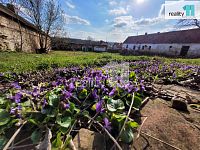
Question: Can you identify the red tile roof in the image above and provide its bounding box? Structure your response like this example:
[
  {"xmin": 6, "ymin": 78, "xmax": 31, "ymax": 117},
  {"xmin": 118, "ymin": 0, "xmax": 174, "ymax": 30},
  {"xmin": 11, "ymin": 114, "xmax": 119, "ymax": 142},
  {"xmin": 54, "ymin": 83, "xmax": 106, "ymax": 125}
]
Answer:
[{"xmin": 124, "ymin": 28, "xmax": 200, "ymax": 44}]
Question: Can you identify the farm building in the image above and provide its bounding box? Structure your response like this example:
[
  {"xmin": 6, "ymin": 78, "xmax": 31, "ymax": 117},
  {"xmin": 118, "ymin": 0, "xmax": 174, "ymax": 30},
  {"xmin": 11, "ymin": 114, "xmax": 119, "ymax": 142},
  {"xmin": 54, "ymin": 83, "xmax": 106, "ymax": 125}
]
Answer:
[
  {"xmin": 0, "ymin": 3, "xmax": 51, "ymax": 53},
  {"xmin": 123, "ymin": 29, "xmax": 200, "ymax": 57},
  {"xmin": 51, "ymin": 37, "xmax": 108, "ymax": 52},
  {"xmin": 107, "ymin": 42, "xmax": 122, "ymax": 52}
]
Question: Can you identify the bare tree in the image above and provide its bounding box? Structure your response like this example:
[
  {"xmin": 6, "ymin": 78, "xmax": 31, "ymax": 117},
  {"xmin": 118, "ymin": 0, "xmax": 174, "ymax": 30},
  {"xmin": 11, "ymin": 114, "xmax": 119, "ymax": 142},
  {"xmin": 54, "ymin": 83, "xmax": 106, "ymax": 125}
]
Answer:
[
  {"xmin": 17, "ymin": 0, "xmax": 63, "ymax": 53},
  {"xmin": 177, "ymin": 19, "xmax": 200, "ymax": 28},
  {"xmin": 87, "ymin": 36, "xmax": 94, "ymax": 41}
]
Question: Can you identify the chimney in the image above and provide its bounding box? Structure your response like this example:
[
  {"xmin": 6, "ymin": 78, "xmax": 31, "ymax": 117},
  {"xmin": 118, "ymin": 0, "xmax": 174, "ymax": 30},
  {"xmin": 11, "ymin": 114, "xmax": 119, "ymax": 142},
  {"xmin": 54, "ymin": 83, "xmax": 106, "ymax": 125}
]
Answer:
[
  {"xmin": 145, "ymin": 32, "xmax": 148, "ymax": 35},
  {"xmin": 157, "ymin": 32, "xmax": 160, "ymax": 34},
  {"xmin": 7, "ymin": 4, "xmax": 16, "ymax": 13}
]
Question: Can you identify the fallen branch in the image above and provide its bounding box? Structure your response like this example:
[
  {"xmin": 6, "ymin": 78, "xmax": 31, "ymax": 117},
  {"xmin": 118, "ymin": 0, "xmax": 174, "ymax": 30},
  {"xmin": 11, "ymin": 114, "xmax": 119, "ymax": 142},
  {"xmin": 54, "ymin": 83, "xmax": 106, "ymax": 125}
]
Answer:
[
  {"xmin": 136, "ymin": 117, "xmax": 148, "ymax": 139},
  {"xmin": 69, "ymin": 139, "xmax": 77, "ymax": 150},
  {"xmin": 86, "ymin": 116, "xmax": 122, "ymax": 150},
  {"xmin": 141, "ymin": 131, "xmax": 181, "ymax": 150},
  {"xmin": 3, "ymin": 121, "xmax": 27, "ymax": 150},
  {"xmin": 13, "ymin": 136, "xmax": 31, "ymax": 146},
  {"xmin": 140, "ymin": 97, "xmax": 150, "ymax": 109}
]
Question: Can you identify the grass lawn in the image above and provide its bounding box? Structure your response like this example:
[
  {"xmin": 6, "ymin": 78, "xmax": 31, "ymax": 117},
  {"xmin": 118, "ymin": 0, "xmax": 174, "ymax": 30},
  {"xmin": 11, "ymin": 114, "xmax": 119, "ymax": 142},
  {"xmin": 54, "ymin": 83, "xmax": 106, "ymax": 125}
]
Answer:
[{"xmin": 0, "ymin": 51, "xmax": 200, "ymax": 73}]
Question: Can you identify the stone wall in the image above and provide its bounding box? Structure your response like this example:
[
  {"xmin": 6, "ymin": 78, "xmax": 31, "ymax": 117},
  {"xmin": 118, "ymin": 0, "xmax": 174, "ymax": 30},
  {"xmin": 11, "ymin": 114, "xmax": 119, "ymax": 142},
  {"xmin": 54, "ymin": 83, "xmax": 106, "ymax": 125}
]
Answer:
[{"xmin": 0, "ymin": 13, "xmax": 50, "ymax": 53}]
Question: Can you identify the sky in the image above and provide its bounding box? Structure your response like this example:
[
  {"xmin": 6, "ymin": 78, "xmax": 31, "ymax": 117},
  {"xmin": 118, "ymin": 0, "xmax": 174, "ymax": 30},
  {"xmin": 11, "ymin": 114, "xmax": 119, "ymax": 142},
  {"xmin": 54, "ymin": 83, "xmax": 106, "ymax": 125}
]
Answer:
[{"xmin": 59, "ymin": 0, "xmax": 196, "ymax": 42}]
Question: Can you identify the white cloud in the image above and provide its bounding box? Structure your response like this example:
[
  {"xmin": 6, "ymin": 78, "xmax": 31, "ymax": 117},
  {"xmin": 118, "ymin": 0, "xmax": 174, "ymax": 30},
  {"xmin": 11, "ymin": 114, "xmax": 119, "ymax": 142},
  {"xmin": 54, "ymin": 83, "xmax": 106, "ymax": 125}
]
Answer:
[
  {"xmin": 109, "ymin": 7, "xmax": 128, "ymax": 15},
  {"xmin": 112, "ymin": 15, "xmax": 164, "ymax": 28},
  {"xmin": 65, "ymin": 1, "xmax": 75, "ymax": 9},
  {"xmin": 113, "ymin": 16, "xmax": 133, "ymax": 27},
  {"xmin": 134, "ymin": 17, "xmax": 163, "ymax": 26},
  {"xmin": 63, "ymin": 14, "xmax": 90, "ymax": 25},
  {"xmin": 109, "ymin": 0, "xmax": 117, "ymax": 6}
]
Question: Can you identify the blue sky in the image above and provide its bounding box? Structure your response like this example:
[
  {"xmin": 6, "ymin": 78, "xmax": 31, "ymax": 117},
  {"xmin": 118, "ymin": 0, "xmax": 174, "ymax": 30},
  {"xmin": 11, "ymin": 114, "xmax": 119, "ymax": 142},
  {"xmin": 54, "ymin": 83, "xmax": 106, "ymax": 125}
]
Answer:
[{"xmin": 59, "ymin": 0, "xmax": 194, "ymax": 42}]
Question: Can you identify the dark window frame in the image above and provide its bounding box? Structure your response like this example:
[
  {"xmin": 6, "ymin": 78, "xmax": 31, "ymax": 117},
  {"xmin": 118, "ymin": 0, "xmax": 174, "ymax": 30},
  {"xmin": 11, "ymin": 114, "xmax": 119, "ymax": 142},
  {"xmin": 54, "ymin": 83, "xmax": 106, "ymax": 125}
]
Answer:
[{"xmin": 149, "ymin": 46, "xmax": 151, "ymax": 50}]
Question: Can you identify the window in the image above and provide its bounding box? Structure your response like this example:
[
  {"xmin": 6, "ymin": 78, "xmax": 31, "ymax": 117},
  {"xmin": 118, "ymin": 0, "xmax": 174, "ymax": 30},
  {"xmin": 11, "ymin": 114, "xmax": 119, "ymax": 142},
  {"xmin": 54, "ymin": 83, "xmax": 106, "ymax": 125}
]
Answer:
[
  {"xmin": 138, "ymin": 46, "xmax": 141, "ymax": 50},
  {"xmin": 142, "ymin": 46, "xmax": 145, "ymax": 50},
  {"xmin": 169, "ymin": 46, "xmax": 172, "ymax": 48},
  {"xmin": 126, "ymin": 45, "xmax": 128, "ymax": 49},
  {"xmin": 133, "ymin": 46, "xmax": 136, "ymax": 50},
  {"xmin": 149, "ymin": 46, "xmax": 151, "ymax": 50}
]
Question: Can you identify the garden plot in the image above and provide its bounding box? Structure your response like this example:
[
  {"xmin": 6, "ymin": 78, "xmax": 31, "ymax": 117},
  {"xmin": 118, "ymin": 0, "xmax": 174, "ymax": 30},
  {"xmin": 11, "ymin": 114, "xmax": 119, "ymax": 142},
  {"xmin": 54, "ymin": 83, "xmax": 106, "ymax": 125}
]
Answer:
[{"xmin": 0, "ymin": 60, "xmax": 199, "ymax": 150}]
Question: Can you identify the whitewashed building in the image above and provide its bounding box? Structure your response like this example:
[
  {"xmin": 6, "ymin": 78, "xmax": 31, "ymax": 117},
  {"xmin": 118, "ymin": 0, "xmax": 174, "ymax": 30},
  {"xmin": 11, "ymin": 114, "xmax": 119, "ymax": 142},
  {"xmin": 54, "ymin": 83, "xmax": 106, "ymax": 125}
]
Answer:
[{"xmin": 123, "ymin": 29, "xmax": 200, "ymax": 57}]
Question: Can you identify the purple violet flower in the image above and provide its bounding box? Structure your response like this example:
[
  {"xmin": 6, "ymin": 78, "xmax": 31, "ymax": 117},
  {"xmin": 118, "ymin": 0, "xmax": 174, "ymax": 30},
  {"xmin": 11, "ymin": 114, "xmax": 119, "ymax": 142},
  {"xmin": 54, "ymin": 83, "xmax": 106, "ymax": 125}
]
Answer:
[
  {"xmin": 92, "ymin": 89, "xmax": 99, "ymax": 99},
  {"xmin": 103, "ymin": 118, "xmax": 112, "ymax": 131},
  {"xmin": 64, "ymin": 103, "xmax": 70, "ymax": 109},
  {"xmin": 11, "ymin": 82, "xmax": 21, "ymax": 89},
  {"xmin": 42, "ymin": 99, "xmax": 48, "ymax": 108},
  {"xmin": 109, "ymin": 88, "xmax": 117, "ymax": 97},
  {"xmin": 62, "ymin": 90, "xmax": 72, "ymax": 100},
  {"xmin": 52, "ymin": 81, "xmax": 57, "ymax": 87},
  {"xmin": 32, "ymin": 88, "xmax": 39, "ymax": 97},
  {"xmin": 14, "ymin": 92, "xmax": 23, "ymax": 103},
  {"xmin": 134, "ymin": 87, "xmax": 139, "ymax": 92},
  {"xmin": 172, "ymin": 72, "xmax": 177, "ymax": 79},
  {"xmin": 10, "ymin": 107, "xmax": 15, "ymax": 114},
  {"xmin": 96, "ymin": 100, "xmax": 103, "ymax": 113},
  {"xmin": 68, "ymin": 83, "xmax": 75, "ymax": 92}
]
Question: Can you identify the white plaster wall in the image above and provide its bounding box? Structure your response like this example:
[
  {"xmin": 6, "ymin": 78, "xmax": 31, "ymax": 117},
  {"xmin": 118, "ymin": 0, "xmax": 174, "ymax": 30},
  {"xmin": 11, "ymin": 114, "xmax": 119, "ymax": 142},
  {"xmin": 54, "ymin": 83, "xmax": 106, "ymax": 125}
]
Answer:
[
  {"xmin": 94, "ymin": 46, "xmax": 106, "ymax": 52},
  {"xmin": 122, "ymin": 43, "xmax": 200, "ymax": 57}
]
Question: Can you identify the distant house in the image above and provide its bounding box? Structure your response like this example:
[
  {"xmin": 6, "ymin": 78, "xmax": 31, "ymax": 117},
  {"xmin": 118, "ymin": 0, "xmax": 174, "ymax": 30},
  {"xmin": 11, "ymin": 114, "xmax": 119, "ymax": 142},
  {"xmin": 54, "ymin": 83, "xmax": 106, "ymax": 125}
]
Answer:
[
  {"xmin": 0, "ymin": 3, "xmax": 51, "ymax": 53},
  {"xmin": 123, "ymin": 29, "xmax": 200, "ymax": 57},
  {"xmin": 107, "ymin": 42, "xmax": 122, "ymax": 52},
  {"xmin": 51, "ymin": 37, "xmax": 108, "ymax": 52},
  {"xmin": 94, "ymin": 41, "xmax": 107, "ymax": 52}
]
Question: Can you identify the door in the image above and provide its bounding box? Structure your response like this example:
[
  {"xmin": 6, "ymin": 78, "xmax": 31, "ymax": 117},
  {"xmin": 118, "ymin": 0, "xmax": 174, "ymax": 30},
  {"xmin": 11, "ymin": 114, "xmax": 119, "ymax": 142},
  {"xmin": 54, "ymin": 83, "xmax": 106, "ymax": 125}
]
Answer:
[{"xmin": 180, "ymin": 46, "xmax": 190, "ymax": 57}]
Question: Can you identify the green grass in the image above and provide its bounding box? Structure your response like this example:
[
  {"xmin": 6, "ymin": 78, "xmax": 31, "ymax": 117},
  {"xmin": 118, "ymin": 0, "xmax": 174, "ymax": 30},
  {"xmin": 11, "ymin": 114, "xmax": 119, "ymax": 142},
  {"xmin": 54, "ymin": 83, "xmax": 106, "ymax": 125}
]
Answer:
[{"xmin": 0, "ymin": 51, "xmax": 200, "ymax": 73}]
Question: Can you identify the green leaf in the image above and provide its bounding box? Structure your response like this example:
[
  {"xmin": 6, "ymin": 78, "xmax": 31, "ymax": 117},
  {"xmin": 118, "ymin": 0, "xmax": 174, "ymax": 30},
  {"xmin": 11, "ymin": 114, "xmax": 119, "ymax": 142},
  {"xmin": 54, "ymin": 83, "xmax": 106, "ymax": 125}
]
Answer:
[
  {"xmin": 48, "ymin": 93, "xmax": 59, "ymax": 107},
  {"xmin": 112, "ymin": 113, "xmax": 126, "ymax": 122},
  {"xmin": 0, "ymin": 97, "xmax": 6, "ymax": 105},
  {"xmin": 78, "ymin": 89, "xmax": 88, "ymax": 99},
  {"xmin": 0, "ymin": 136, "xmax": 8, "ymax": 149},
  {"xmin": 69, "ymin": 102, "xmax": 75, "ymax": 114},
  {"xmin": 133, "ymin": 96, "xmax": 142, "ymax": 108},
  {"xmin": 0, "ymin": 109, "xmax": 10, "ymax": 126},
  {"xmin": 127, "ymin": 121, "xmax": 139, "ymax": 128},
  {"xmin": 60, "ymin": 127, "xmax": 69, "ymax": 134},
  {"xmin": 82, "ymin": 110, "xmax": 89, "ymax": 117},
  {"xmin": 57, "ymin": 116, "xmax": 72, "ymax": 128},
  {"xmin": 129, "ymin": 71, "xmax": 136, "ymax": 81},
  {"xmin": 62, "ymin": 135, "xmax": 72, "ymax": 149},
  {"xmin": 52, "ymin": 132, "xmax": 63, "ymax": 149},
  {"xmin": 21, "ymin": 100, "xmax": 31, "ymax": 107},
  {"xmin": 107, "ymin": 98, "xmax": 125, "ymax": 112},
  {"xmin": 31, "ymin": 129, "xmax": 42, "ymax": 144},
  {"xmin": 120, "ymin": 126, "xmax": 134, "ymax": 143},
  {"xmin": 42, "ymin": 106, "xmax": 57, "ymax": 117},
  {"xmin": 28, "ymin": 119, "xmax": 39, "ymax": 126}
]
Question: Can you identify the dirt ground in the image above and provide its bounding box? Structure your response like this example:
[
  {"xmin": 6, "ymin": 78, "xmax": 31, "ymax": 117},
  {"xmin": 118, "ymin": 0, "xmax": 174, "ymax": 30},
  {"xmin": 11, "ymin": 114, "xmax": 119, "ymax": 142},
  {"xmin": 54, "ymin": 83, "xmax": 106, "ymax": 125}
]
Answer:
[{"xmin": 133, "ymin": 97, "xmax": 200, "ymax": 150}]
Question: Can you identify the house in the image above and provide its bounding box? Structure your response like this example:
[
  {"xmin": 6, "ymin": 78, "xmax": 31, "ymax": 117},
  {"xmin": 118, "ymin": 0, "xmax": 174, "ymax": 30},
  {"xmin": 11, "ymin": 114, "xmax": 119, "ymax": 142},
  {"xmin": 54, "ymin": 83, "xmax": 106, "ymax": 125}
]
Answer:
[
  {"xmin": 107, "ymin": 42, "xmax": 122, "ymax": 52},
  {"xmin": 0, "ymin": 3, "xmax": 51, "ymax": 53},
  {"xmin": 123, "ymin": 29, "xmax": 200, "ymax": 57},
  {"xmin": 51, "ymin": 37, "xmax": 108, "ymax": 52},
  {"xmin": 93, "ymin": 41, "xmax": 107, "ymax": 52}
]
